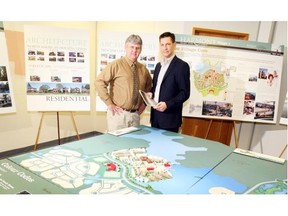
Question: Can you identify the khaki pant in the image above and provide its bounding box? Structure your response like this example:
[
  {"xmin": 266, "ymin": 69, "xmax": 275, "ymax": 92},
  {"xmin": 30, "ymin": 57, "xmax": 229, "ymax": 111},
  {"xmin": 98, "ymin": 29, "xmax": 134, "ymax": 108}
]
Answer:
[{"xmin": 107, "ymin": 109, "xmax": 140, "ymax": 132}]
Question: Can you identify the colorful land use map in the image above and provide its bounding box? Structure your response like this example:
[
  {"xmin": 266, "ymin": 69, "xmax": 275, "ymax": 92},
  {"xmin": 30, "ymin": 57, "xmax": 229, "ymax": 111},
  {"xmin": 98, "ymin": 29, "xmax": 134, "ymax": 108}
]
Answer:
[
  {"xmin": 193, "ymin": 60, "xmax": 229, "ymax": 97},
  {"xmin": 4, "ymin": 126, "xmax": 287, "ymax": 194}
]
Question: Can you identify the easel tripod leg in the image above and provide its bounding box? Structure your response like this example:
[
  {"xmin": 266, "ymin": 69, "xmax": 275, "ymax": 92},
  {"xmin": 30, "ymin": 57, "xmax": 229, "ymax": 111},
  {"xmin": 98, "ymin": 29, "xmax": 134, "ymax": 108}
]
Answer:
[
  {"xmin": 34, "ymin": 112, "xmax": 45, "ymax": 151},
  {"xmin": 205, "ymin": 119, "xmax": 213, "ymax": 139},
  {"xmin": 278, "ymin": 144, "xmax": 287, "ymax": 158},
  {"xmin": 233, "ymin": 121, "xmax": 239, "ymax": 148},
  {"xmin": 71, "ymin": 112, "xmax": 80, "ymax": 140}
]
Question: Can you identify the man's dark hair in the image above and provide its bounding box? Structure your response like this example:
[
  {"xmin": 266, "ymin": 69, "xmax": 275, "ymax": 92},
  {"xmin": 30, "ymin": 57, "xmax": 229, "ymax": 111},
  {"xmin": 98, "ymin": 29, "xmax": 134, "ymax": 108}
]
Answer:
[{"xmin": 159, "ymin": 32, "xmax": 175, "ymax": 43}]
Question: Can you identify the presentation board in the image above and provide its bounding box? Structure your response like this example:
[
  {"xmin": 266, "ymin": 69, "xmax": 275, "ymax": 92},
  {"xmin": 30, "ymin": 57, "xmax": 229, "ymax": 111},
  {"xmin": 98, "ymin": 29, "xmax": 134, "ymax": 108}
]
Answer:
[
  {"xmin": 175, "ymin": 34, "xmax": 284, "ymax": 124},
  {"xmin": 24, "ymin": 25, "xmax": 90, "ymax": 111},
  {"xmin": 0, "ymin": 31, "xmax": 16, "ymax": 114}
]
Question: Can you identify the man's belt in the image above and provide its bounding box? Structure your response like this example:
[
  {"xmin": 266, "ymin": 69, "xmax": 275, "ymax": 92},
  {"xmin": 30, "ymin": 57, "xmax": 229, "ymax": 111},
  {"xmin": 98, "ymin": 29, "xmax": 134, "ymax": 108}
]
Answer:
[{"xmin": 122, "ymin": 108, "xmax": 138, "ymax": 113}]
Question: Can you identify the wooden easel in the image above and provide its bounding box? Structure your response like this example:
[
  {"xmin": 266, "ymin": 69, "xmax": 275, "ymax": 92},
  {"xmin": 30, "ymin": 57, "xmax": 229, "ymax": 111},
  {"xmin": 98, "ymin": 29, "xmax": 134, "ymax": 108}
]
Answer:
[
  {"xmin": 33, "ymin": 111, "xmax": 80, "ymax": 151},
  {"xmin": 278, "ymin": 144, "xmax": 287, "ymax": 158},
  {"xmin": 205, "ymin": 119, "xmax": 239, "ymax": 148}
]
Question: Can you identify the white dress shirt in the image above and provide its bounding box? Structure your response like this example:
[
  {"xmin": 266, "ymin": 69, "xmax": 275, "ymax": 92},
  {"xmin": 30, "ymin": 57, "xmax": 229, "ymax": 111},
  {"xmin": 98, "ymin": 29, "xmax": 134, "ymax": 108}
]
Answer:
[{"xmin": 154, "ymin": 55, "xmax": 175, "ymax": 102}]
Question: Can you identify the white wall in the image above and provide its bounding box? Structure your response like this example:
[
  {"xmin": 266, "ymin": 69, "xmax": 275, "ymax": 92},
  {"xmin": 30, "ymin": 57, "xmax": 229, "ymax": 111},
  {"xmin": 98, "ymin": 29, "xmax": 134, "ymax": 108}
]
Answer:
[
  {"xmin": 1, "ymin": 21, "xmax": 287, "ymax": 160},
  {"xmin": 249, "ymin": 21, "xmax": 287, "ymax": 158}
]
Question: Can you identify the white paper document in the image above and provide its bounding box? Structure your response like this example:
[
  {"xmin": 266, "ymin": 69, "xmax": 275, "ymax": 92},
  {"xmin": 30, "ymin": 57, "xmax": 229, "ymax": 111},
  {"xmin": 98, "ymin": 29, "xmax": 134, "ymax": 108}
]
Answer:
[
  {"xmin": 233, "ymin": 148, "xmax": 285, "ymax": 164},
  {"xmin": 108, "ymin": 126, "xmax": 141, "ymax": 136}
]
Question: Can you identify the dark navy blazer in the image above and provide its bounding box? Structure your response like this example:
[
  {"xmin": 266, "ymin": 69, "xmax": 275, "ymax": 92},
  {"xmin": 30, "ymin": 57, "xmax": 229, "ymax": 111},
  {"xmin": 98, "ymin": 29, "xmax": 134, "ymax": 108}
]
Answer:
[{"xmin": 150, "ymin": 56, "xmax": 190, "ymax": 129}]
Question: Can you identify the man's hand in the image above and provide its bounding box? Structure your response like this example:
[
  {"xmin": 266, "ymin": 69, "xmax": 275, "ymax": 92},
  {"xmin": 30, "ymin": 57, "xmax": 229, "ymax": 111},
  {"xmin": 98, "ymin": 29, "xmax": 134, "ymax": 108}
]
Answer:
[
  {"xmin": 108, "ymin": 104, "xmax": 123, "ymax": 116},
  {"xmin": 146, "ymin": 92, "xmax": 153, "ymax": 99},
  {"xmin": 154, "ymin": 101, "xmax": 167, "ymax": 112}
]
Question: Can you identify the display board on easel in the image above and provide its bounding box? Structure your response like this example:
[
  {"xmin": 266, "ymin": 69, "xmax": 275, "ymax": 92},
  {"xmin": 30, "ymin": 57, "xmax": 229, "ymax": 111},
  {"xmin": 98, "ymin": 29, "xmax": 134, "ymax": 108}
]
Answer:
[
  {"xmin": 175, "ymin": 34, "xmax": 284, "ymax": 124},
  {"xmin": 0, "ymin": 24, "xmax": 16, "ymax": 115},
  {"xmin": 24, "ymin": 25, "xmax": 90, "ymax": 111},
  {"xmin": 24, "ymin": 25, "xmax": 90, "ymax": 149}
]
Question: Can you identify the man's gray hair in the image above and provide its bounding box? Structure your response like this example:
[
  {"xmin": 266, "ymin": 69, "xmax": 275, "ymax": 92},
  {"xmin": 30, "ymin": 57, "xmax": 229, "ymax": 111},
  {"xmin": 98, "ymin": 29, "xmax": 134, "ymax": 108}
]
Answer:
[{"xmin": 125, "ymin": 34, "xmax": 143, "ymax": 46}]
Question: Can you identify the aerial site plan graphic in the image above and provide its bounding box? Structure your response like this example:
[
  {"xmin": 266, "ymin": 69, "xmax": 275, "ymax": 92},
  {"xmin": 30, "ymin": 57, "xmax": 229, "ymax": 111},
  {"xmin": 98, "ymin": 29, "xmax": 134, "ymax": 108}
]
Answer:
[
  {"xmin": 18, "ymin": 147, "xmax": 173, "ymax": 194},
  {"xmin": 8, "ymin": 126, "xmax": 287, "ymax": 194},
  {"xmin": 193, "ymin": 60, "xmax": 230, "ymax": 97}
]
